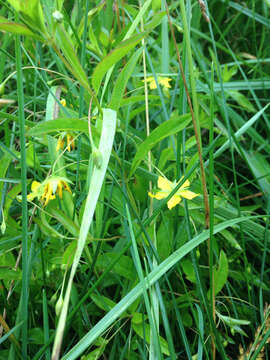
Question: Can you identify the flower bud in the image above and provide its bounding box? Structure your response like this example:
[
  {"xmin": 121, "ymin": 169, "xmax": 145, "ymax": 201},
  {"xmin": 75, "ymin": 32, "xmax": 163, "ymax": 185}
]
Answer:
[
  {"xmin": 55, "ymin": 295, "xmax": 63, "ymax": 316},
  {"xmin": 53, "ymin": 10, "xmax": 64, "ymax": 23}
]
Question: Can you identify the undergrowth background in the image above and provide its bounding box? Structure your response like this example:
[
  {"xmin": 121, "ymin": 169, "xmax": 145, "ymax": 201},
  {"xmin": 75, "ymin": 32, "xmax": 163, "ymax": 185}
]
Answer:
[{"xmin": 0, "ymin": 0, "xmax": 270, "ymax": 359}]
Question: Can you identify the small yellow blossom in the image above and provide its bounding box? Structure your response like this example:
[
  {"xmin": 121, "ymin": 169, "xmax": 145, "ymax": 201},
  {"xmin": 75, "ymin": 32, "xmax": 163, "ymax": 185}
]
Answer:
[
  {"xmin": 56, "ymin": 133, "xmax": 75, "ymax": 152},
  {"xmin": 144, "ymin": 76, "xmax": 172, "ymax": 90},
  {"xmin": 56, "ymin": 137, "xmax": 65, "ymax": 152},
  {"xmin": 27, "ymin": 177, "xmax": 72, "ymax": 206},
  {"xmin": 60, "ymin": 98, "xmax": 66, "ymax": 107},
  {"xmin": 148, "ymin": 176, "xmax": 199, "ymax": 210}
]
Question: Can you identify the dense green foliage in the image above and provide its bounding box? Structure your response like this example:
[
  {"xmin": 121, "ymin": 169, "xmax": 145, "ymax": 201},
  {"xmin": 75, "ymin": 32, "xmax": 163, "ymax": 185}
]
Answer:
[{"xmin": 0, "ymin": 1, "xmax": 270, "ymax": 359}]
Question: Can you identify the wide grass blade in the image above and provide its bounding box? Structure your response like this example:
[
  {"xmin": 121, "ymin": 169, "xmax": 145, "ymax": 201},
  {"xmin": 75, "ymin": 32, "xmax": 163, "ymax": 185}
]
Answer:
[{"xmin": 51, "ymin": 109, "xmax": 116, "ymax": 360}]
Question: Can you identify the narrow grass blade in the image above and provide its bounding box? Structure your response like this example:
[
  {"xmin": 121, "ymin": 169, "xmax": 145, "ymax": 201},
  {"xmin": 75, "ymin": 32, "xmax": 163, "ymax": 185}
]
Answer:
[
  {"xmin": 15, "ymin": 26, "xmax": 28, "ymax": 359},
  {"xmin": 210, "ymin": 104, "xmax": 270, "ymax": 164}
]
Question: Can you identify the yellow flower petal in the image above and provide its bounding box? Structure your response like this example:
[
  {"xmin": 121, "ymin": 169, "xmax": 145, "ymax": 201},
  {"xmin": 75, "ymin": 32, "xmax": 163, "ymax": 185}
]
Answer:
[
  {"xmin": 67, "ymin": 134, "xmax": 75, "ymax": 152},
  {"xmin": 148, "ymin": 191, "xmax": 167, "ymax": 200},
  {"xmin": 158, "ymin": 176, "xmax": 173, "ymax": 191},
  {"xmin": 60, "ymin": 99, "xmax": 66, "ymax": 107},
  {"xmin": 57, "ymin": 181, "xmax": 63, "ymax": 199},
  {"xmin": 158, "ymin": 77, "xmax": 172, "ymax": 89},
  {"xmin": 143, "ymin": 77, "xmax": 157, "ymax": 89},
  {"xmin": 56, "ymin": 137, "xmax": 64, "ymax": 152},
  {"xmin": 63, "ymin": 181, "xmax": 72, "ymax": 194},
  {"xmin": 149, "ymin": 80, "xmax": 157, "ymax": 89},
  {"xmin": 178, "ymin": 177, "xmax": 190, "ymax": 189},
  {"xmin": 149, "ymin": 174, "xmax": 198, "ymax": 209},
  {"xmin": 27, "ymin": 193, "xmax": 36, "ymax": 201},
  {"xmin": 167, "ymin": 195, "xmax": 181, "ymax": 210},
  {"xmin": 43, "ymin": 183, "xmax": 55, "ymax": 206},
  {"xmin": 180, "ymin": 190, "xmax": 199, "ymax": 200},
  {"xmin": 31, "ymin": 181, "xmax": 41, "ymax": 191}
]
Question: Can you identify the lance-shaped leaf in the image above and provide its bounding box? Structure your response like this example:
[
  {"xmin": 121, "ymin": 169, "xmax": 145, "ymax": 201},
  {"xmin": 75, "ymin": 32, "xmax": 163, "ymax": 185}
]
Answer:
[
  {"xmin": 129, "ymin": 114, "xmax": 191, "ymax": 177},
  {"xmin": 92, "ymin": 32, "xmax": 146, "ymax": 94},
  {"xmin": 0, "ymin": 16, "xmax": 41, "ymax": 39}
]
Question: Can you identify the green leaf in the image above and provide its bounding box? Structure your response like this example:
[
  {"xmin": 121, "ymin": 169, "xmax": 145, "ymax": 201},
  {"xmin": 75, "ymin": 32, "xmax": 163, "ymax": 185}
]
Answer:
[
  {"xmin": 96, "ymin": 253, "xmax": 136, "ymax": 280},
  {"xmin": 109, "ymin": 48, "xmax": 142, "ymax": 111},
  {"xmin": 91, "ymin": 294, "xmax": 118, "ymax": 313},
  {"xmin": 55, "ymin": 27, "xmax": 91, "ymax": 94},
  {"xmin": 157, "ymin": 213, "xmax": 173, "ymax": 261},
  {"xmin": 6, "ymin": 0, "xmax": 20, "ymax": 11},
  {"xmin": 212, "ymin": 250, "xmax": 228, "ymax": 296},
  {"xmin": 0, "ymin": 268, "xmax": 21, "ymax": 280},
  {"xmin": 132, "ymin": 316, "xmax": 170, "ymax": 355},
  {"xmin": 92, "ymin": 32, "xmax": 146, "ymax": 94},
  {"xmin": 0, "ymin": 17, "xmax": 39, "ymax": 38},
  {"xmin": 48, "ymin": 208, "xmax": 92, "ymax": 242},
  {"xmin": 6, "ymin": 0, "xmax": 46, "ymax": 36},
  {"xmin": 228, "ymin": 90, "xmax": 256, "ymax": 113},
  {"xmin": 129, "ymin": 113, "xmax": 191, "ymax": 177},
  {"xmin": 216, "ymin": 311, "xmax": 250, "ymax": 327},
  {"xmin": 181, "ymin": 259, "xmax": 196, "ymax": 283},
  {"xmin": 28, "ymin": 328, "xmax": 44, "ymax": 345},
  {"xmin": 62, "ymin": 241, "xmax": 77, "ymax": 269},
  {"xmin": 26, "ymin": 118, "xmax": 95, "ymax": 137},
  {"xmin": 243, "ymin": 150, "xmax": 270, "ymax": 198}
]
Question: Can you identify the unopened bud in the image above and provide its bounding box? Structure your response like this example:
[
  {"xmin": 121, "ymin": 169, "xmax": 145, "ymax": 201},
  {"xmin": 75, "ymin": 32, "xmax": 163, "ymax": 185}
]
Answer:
[
  {"xmin": 53, "ymin": 10, "xmax": 64, "ymax": 23},
  {"xmin": 55, "ymin": 295, "xmax": 63, "ymax": 316}
]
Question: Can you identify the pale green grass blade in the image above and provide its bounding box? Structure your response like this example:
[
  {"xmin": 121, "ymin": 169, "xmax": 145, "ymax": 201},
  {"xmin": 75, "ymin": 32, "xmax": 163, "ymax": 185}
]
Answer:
[
  {"xmin": 51, "ymin": 109, "xmax": 116, "ymax": 360},
  {"xmin": 197, "ymin": 79, "xmax": 270, "ymax": 92},
  {"xmin": 61, "ymin": 216, "xmax": 254, "ymax": 360}
]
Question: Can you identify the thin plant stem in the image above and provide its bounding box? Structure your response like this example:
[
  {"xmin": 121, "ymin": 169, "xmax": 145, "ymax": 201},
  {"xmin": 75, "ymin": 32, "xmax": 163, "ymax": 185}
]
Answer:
[
  {"xmin": 165, "ymin": 1, "xmax": 210, "ymax": 228},
  {"xmin": 15, "ymin": 26, "xmax": 28, "ymax": 359},
  {"xmin": 209, "ymin": 63, "xmax": 216, "ymax": 360},
  {"xmin": 140, "ymin": 3, "xmax": 158, "ymax": 359}
]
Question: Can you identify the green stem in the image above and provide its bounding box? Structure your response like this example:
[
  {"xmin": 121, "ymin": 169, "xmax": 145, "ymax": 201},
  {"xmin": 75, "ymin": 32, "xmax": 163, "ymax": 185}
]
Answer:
[{"xmin": 15, "ymin": 29, "xmax": 28, "ymax": 358}]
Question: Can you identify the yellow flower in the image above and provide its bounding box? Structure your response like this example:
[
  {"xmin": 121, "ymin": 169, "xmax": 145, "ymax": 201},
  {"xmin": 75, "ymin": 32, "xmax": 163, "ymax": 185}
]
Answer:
[
  {"xmin": 144, "ymin": 76, "xmax": 172, "ymax": 90},
  {"xmin": 66, "ymin": 134, "xmax": 75, "ymax": 152},
  {"xmin": 56, "ymin": 137, "xmax": 65, "ymax": 152},
  {"xmin": 56, "ymin": 133, "xmax": 75, "ymax": 152},
  {"xmin": 60, "ymin": 98, "xmax": 66, "ymax": 107},
  {"xmin": 27, "ymin": 177, "xmax": 72, "ymax": 206},
  {"xmin": 148, "ymin": 176, "xmax": 199, "ymax": 210}
]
